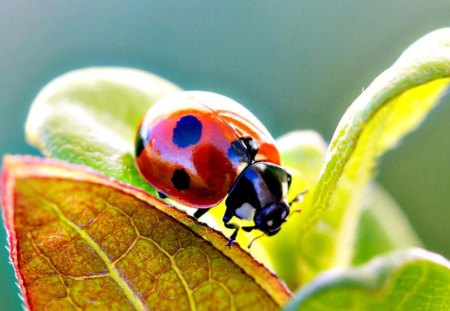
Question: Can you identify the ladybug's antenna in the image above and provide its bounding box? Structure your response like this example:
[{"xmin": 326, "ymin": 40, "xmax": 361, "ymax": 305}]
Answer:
[
  {"xmin": 248, "ymin": 234, "xmax": 265, "ymax": 249},
  {"xmin": 288, "ymin": 189, "xmax": 308, "ymax": 216},
  {"xmin": 291, "ymin": 209, "xmax": 302, "ymax": 215},
  {"xmin": 289, "ymin": 189, "xmax": 308, "ymax": 206}
]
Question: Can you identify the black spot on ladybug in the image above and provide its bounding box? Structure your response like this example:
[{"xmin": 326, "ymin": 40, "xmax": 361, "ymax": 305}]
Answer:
[
  {"xmin": 172, "ymin": 115, "xmax": 202, "ymax": 148},
  {"xmin": 171, "ymin": 169, "xmax": 190, "ymax": 191}
]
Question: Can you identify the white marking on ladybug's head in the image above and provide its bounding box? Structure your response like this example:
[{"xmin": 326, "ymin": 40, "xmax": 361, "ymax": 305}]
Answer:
[
  {"xmin": 281, "ymin": 210, "xmax": 287, "ymax": 220},
  {"xmin": 266, "ymin": 220, "xmax": 274, "ymax": 227},
  {"xmin": 235, "ymin": 203, "xmax": 256, "ymax": 221}
]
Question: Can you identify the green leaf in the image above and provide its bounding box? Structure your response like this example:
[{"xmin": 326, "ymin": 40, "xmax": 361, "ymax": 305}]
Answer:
[
  {"xmin": 1, "ymin": 155, "xmax": 291, "ymax": 310},
  {"xmin": 282, "ymin": 248, "xmax": 450, "ymax": 311},
  {"xmin": 25, "ymin": 67, "xmax": 181, "ymax": 194},
  {"xmin": 293, "ymin": 28, "xmax": 450, "ymax": 283},
  {"xmin": 352, "ymin": 183, "xmax": 421, "ymax": 265},
  {"xmin": 276, "ymin": 130, "xmax": 328, "ymax": 187}
]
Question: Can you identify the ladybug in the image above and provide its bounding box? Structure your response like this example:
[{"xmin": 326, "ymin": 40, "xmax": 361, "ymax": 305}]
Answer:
[{"xmin": 135, "ymin": 91, "xmax": 302, "ymax": 246}]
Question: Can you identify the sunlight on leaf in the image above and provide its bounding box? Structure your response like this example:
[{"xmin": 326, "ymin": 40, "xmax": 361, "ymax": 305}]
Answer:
[
  {"xmin": 283, "ymin": 248, "xmax": 450, "ymax": 311},
  {"xmin": 294, "ymin": 28, "xmax": 450, "ymax": 284},
  {"xmin": 1, "ymin": 156, "xmax": 290, "ymax": 310}
]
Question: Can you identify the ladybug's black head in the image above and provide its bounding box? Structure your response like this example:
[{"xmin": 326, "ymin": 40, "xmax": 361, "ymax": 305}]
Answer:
[
  {"xmin": 226, "ymin": 161, "xmax": 293, "ymax": 238},
  {"xmin": 253, "ymin": 200, "xmax": 290, "ymax": 236}
]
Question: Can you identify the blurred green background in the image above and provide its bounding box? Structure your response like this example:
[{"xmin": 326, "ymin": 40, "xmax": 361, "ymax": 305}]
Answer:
[{"xmin": 1, "ymin": 1, "xmax": 449, "ymax": 309}]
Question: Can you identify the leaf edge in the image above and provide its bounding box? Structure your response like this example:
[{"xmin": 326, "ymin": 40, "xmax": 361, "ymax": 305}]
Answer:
[{"xmin": 1, "ymin": 155, "xmax": 292, "ymax": 307}]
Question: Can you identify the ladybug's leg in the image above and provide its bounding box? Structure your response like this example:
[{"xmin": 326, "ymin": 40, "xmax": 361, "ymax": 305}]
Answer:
[
  {"xmin": 242, "ymin": 226, "xmax": 255, "ymax": 232},
  {"xmin": 223, "ymin": 222, "xmax": 239, "ymax": 247},
  {"xmin": 193, "ymin": 208, "xmax": 211, "ymax": 219},
  {"xmin": 222, "ymin": 213, "xmax": 240, "ymax": 247}
]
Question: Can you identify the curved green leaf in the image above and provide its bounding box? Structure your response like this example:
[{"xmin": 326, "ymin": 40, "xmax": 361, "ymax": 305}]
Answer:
[
  {"xmin": 294, "ymin": 28, "xmax": 450, "ymax": 282},
  {"xmin": 25, "ymin": 67, "xmax": 181, "ymax": 194},
  {"xmin": 352, "ymin": 183, "xmax": 421, "ymax": 265},
  {"xmin": 283, "ymin": 248, "xmax": 450, "ymax": 311}
]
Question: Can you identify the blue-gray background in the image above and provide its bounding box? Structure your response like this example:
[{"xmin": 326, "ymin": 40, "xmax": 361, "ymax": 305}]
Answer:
[{"xmin": 1, "ymin": 1, "xmax": 449, "ymax": 309}]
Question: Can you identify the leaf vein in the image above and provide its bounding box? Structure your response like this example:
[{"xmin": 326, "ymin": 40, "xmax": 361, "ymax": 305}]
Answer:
[
  {"xmin": 40, "ymin": 197, "xmax": 147, "ymax": 311},
  {"xmin": 102, "ymin": 199, "xmax": 198, "ymax": 311},
  {"xmin": 28, "ymin": 233, "xmax": 83, "ymax": 311}
]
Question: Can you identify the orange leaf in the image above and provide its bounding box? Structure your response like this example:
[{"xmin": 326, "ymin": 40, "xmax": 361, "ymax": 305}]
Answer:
[{"xmin": 1, "ymin": 156, "xmax": 290, "ymax": 310}]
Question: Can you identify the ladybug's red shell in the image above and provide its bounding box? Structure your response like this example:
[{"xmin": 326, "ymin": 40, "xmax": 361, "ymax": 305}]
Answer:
[{"xmin": 135, "ymin": 91, "xmax": 281, "ymax": 208}]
